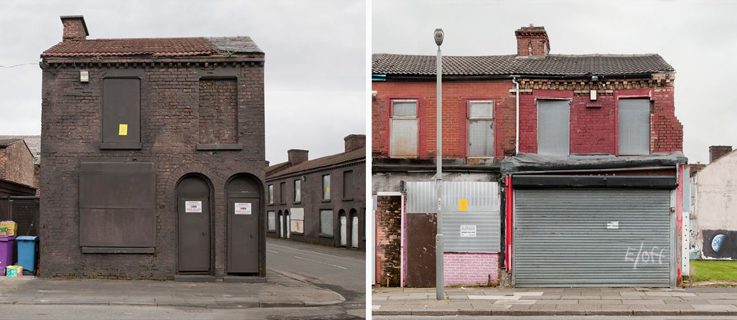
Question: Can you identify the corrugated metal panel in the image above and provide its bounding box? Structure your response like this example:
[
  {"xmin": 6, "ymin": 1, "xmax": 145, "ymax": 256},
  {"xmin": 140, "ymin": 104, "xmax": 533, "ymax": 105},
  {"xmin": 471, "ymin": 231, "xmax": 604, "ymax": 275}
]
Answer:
[
  {"xmin": 537, "ymin": 100, "xmax": 570, "ymax": 156},
  {"xmin": 514, "ymin": 189, "xmax": 673, "ymax": 287},
  {"xmin": 618, "ymin": 99, "xmax": 650, "ymax": 155},
  {"xmin": 406, "ymin": 181, "xmax": 500, "ymax": 252}
]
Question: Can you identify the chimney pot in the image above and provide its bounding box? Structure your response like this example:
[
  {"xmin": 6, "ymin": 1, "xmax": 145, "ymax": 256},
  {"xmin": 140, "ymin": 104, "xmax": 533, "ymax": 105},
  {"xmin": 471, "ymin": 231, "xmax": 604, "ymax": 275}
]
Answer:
[
  {"xmin": 709, "ymin": 145, "xmax": 733, "ymax": 163},
  {"xmin": 515, "ymin": 25, "xmax": 549, "ymax": 57},
  {"xmin": 344, "ymin": 134, "xmax": 366, "ymax": 152},
  {"xmin": 61, "ymin": 15, "xmax": 89, "ymax": 41},
  {"xmin": 287, "ymin": 149, "xmax": 309, "ymax": 165}
]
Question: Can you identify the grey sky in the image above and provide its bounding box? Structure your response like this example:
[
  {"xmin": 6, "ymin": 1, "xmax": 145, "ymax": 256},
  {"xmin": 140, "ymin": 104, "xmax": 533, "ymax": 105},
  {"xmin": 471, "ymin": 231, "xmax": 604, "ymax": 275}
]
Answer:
[
  {"xmin": 0, "ymin": 0, "xmax": 366, "ymax": 164},
  {"xmin": 373, "ymin": 0, "xmax": 737, "ymax": 164}
]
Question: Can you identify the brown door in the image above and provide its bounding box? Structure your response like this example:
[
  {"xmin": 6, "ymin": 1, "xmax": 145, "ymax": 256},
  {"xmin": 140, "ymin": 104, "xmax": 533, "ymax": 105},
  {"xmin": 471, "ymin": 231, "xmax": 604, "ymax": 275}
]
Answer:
[
  {"xmin": 177, "ymin": 176, "xmax": 211, "ymax": 273},
  {"xmin": 228, "ymin": 197, "xmax": 259, "ymax": 273}
]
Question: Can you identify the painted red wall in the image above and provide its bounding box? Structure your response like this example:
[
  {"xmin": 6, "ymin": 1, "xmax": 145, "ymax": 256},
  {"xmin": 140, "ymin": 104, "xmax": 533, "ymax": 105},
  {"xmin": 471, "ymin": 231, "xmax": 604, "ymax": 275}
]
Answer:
[
  {"xmin": 519, "ymin": 87, "xmax": 682, "ymax": 154},
  {"xmin": 372, "ymin": 80, "xmax": 515, "ymax": 159}
]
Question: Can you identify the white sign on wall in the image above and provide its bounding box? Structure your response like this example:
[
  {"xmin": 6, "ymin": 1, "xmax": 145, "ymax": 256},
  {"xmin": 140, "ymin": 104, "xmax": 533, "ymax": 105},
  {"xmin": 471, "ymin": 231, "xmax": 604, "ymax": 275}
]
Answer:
[
  {"xmin": 185, "ymin": 201, "xmax": 202, "ymax": 213},
  {"xmin": 234, "ymin": 202, "xmax": 252, "ymax": 215},
  {"xmin": 460, "ymin": 225, "xmax": 477, "ymax": 238}
]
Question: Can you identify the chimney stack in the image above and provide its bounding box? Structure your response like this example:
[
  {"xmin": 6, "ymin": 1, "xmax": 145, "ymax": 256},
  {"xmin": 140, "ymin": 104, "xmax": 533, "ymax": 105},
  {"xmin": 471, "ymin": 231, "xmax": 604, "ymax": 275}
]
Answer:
[
  {"xmin": 61, "ymin": 15, "xmax": 88, "ymax": 41},
  {"xmin": 709, "ymin": 145, "xmax": 732, "ymax": 163},
  {"xmin": 515, "ymin": 25, "xmax": 549, "ymax": 57},
  {"xmin": 344, "ymin": 134, "xmax": 366, "ymax": 152},
  {"xmin": 287, "ymin": 149, "xmax": 308, "ymax": 165}
]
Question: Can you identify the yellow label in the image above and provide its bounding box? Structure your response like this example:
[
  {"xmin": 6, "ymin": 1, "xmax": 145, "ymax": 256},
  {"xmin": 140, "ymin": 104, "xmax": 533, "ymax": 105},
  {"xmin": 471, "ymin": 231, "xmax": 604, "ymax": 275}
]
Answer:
[
  {"xmin": 118, "ymin": 124, "xmax": 128, "ymax": 136},
  {"xmin": 458, "ymin": 198, "xmax": 469, "ymax": 212}
]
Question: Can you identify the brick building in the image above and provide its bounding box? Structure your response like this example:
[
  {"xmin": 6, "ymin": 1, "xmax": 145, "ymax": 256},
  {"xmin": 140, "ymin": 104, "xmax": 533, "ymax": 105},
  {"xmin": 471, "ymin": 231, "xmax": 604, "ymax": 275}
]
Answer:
[
  {"xmin": 0, "ymin": 138, "xmax": 36, "ymax": 188},
  {"xmin": 373, "ymin": 25, "xmax": 685, "ymax": 287},
  {"xmin": 40, "ymin": 16, "xmax": 266, "ymax": 280},
  {"xmin": 266, "ymin": 135, "xmax": 366, "ymax": 250}
]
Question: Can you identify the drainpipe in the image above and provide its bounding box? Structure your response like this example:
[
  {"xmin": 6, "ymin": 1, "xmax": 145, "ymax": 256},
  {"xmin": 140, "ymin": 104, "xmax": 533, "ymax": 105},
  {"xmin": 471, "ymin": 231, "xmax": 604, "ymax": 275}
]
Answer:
[{"xmin": 512, "ymin": 76, "xmax": 520, "ymax": 155}]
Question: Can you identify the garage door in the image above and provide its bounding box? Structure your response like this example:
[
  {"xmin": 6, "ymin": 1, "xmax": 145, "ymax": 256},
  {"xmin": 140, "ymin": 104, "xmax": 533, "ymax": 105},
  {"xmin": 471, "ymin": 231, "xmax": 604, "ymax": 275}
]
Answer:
[{"xmin": 514, "ymin": 188, "xmax": 673, "ymax": 287}]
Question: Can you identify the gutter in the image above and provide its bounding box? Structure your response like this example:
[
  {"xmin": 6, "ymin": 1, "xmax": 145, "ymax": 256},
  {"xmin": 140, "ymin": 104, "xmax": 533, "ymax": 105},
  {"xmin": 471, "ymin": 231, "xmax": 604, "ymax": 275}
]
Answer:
[{"xmin": 511, "ymin": 76, "xmax": 520, "ymax": 155}]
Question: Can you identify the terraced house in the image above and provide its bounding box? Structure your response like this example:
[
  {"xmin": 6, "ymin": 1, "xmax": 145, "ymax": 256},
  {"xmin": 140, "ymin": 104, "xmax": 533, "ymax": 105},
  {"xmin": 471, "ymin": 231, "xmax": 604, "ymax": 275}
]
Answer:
[
  {"xmin": 372, "ymin": 25, "xmax": 686, "ymax": 288},
  {"xmin": 40, "ymin": 16, "xmax": 266, "ymax": 280}
]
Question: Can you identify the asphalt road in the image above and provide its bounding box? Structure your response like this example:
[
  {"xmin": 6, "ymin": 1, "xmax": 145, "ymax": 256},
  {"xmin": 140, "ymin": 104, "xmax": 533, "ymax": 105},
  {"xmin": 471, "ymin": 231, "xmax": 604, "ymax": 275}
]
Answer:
[
  {"xmin": 266, "ymin": 237, "xmax": 366, "ymax": 315},
  {"xmin": 374, "ymin": 317, "xmax": 737, "ymax": 320}
]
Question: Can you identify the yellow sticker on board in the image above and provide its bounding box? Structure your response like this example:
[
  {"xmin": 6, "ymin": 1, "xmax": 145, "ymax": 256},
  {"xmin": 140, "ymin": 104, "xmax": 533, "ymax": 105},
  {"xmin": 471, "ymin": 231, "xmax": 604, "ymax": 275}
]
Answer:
[
  {"xmin": 458, "ymin": 198, "xmax": 469, "ymax": 212},
  {"xmin": 118, "ymin": 123, "xmax": 128, "ymax": 136}
]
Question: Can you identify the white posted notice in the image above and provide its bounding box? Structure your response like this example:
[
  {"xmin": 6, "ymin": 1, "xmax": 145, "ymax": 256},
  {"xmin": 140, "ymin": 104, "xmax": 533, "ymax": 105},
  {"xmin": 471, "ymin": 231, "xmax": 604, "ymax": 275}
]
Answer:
[
  {"xmin": 460, "ymin": 225, "xmax": 477, "ymax": 237},
  {"xmin": 185, "ymin": 201, "xmax": 202, "ymax": 213},
  {"xmin": 234, "ymin": 202, "xmax": 252, "ymax": 215}
]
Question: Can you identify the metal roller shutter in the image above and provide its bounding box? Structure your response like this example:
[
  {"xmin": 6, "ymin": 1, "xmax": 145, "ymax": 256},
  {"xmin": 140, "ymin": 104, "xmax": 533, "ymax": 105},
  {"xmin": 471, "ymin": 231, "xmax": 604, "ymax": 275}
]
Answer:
[{"xmin": 514, "ymin": 188, "xmax": 674, "ymax": 287}]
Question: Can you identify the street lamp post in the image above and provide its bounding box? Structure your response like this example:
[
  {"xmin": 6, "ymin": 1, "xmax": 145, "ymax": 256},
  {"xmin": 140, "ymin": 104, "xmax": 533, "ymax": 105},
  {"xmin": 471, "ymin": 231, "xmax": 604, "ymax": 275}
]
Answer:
[{"xmin": 434, "ymin": 28, "xmax": 445, "ymax": 301}]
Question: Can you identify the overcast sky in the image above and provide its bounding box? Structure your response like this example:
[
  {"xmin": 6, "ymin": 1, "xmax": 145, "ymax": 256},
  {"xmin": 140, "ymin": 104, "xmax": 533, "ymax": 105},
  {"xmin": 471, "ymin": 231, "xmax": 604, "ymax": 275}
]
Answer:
[
  {"xmin": 373, "ymin": 0, "xmax": 737, "ymax": 164},
  {"xmin": 0, "ymin": 0, "xmax": 365, "ymax": 164}
]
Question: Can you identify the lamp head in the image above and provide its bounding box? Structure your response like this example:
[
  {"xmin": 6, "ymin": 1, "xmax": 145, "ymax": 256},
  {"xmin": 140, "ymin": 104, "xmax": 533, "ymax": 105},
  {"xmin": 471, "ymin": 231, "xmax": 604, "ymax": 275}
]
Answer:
[{"xmin": 434, "ymin": 28, "xmax": 444, "ymax": 46}]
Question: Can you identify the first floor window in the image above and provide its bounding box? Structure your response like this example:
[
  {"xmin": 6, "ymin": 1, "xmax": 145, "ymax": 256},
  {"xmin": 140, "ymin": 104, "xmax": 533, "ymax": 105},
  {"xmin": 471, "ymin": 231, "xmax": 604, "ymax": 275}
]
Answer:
[
  {"xmin": 267, "ymin": 211, "xmax": 276, "ymax": 232},
  {"xmin": 618, "ymin": 99, "xmax": 651, "ymax": 155},
  {"xmin": 268, "ymin": 185, "xmax": 274, "ymax": 204},
  {"xmin": 390, "ymin": 100, "xmax": 418, "ymax": 158},
  {"xmin": 294, "ymin": 179, "xmax": 302, "ymax": 203},
  {"xmin": 322, "ymin": 175, "xmax": 331, "ymax": 200},
  {"xmin": 320, "ymin": 209, "xmax": 333, "ymax": 236},
  {"xmin": 468, "ymin": 101, "xmax": 494, "ymax": 157},
  {"xmin": 537, "ymin": 99, "xmax": 570, "ymax": 156}
]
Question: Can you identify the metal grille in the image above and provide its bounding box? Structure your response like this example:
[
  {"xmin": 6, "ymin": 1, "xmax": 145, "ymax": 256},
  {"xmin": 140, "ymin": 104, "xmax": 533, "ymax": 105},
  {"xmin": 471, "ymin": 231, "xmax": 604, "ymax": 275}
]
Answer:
[
  {"xmin": 514, "ymin": 188, "xmax": 673, "ymax": 287},
  {"xmin": 406, "ymin": 181, "xmax": 500, "ymax": 252}
]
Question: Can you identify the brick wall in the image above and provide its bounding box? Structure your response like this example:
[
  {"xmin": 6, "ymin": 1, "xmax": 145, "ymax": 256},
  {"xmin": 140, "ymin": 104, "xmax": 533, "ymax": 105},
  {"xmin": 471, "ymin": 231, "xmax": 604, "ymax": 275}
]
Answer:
[
  {"xmin": 519, "ymin": 87, "xmax": 682, "ymax": 154},
  {"xmin": 40, "ymin": 62, "xmax": 265, "ymax": 279},
  {"xmin": 444, "ymin": 252, "xmax": 499, "ymax": 286},
  {"xmin": 372, "ymin": 81, "xmax": 515, "ymax": 159},
  {"xmin": 199, "ymin": 79, "xmax": 238, "ymax": 144},
  {"xmin": 375, "ymin": 195, "xmax": 401, "ymax": 286},
  {"xmin": 0, "ymin": 141, "xmax": 35, "ymax": 187}
]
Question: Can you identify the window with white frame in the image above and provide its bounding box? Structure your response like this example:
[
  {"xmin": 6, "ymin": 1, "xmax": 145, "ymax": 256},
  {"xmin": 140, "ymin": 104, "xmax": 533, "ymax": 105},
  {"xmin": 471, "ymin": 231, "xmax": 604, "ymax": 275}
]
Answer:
[
  {"xmin": 294, "ymin": 179, "xmax": 302, "ymax": 203},
  {"xmin": 468, "ymin": 101, "xmax": 494, "ymax": 157},
  {"xmin": 268, "ymin": 185, "xmax": 274, "ymax": 204},
  {"xmin": 267, "ymin": 211, "xmax": 276, "ymax": 232},
  {"xmin": 320, "ymin": 209, "xmax": 333, "ymax": 236},
  {"xmin": 618, "ymin": 99, "xmax": 651, "ymax": 155},
  {"xmin": 390, "ymin": 100, "xmax": 418, "ymax": 158},
  {"xmin": 322, "ymin": 175, "xmax": 331, "ymax": 200}
]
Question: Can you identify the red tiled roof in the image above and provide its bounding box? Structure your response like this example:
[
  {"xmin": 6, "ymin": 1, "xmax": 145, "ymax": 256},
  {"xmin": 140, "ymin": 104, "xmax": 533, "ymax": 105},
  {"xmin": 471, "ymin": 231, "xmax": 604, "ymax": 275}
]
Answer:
[{"xmin": 42, "ymin": 37, "xmax": 215, "ymax": 57}]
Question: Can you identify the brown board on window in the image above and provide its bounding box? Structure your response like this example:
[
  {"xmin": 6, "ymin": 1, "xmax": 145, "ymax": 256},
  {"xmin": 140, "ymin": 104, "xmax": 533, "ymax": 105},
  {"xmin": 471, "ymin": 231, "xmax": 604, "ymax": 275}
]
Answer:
[{"xmin": 102, "ymin": 78, "xmax": 141, "ymax": 148}]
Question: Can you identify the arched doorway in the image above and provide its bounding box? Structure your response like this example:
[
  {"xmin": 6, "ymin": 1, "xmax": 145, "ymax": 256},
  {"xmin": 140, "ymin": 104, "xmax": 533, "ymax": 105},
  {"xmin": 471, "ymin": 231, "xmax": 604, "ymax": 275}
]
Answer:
[
  {"xmin": 338, "ymin": 209, "xmax": 347, "ymax": 247},
  {"xmin": 350, "ymin": 208, "xmax": 359, "ymax": 249},
  {"xmin": 176, "ymin": 174, "xmax": 212, "ymax": 274},
  {"xmin": 226, "ymin": 174, "xmax": 262, "ymax": 275},
  {"xmin": 277, "ymin": 210, "xmax": 284, "ymax": 238}
]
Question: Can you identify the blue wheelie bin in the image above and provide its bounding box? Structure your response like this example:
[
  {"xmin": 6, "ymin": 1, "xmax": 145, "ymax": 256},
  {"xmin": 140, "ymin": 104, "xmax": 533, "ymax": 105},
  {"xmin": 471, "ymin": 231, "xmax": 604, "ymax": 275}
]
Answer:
[{"xmin": 16, "ymin": 236, "xmax": 37, "ymax": 275}]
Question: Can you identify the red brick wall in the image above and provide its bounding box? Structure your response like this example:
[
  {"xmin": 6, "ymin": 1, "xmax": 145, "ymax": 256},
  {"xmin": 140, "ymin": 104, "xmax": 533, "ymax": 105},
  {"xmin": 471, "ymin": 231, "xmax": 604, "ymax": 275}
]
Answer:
[
  {"xmin": 0, "ymin": 141, "xmax": 35, "ymax": 187},
  {"xmin": 519, "ymin": 87, "xmax": 682, "ymax": 154},
  {"xmin": 372, "ymin": 81, "xmax": 515, "ymax": 159},
  {"xmin": 444, "ymin": 252, "xmax": 499, "ymax": 286}
]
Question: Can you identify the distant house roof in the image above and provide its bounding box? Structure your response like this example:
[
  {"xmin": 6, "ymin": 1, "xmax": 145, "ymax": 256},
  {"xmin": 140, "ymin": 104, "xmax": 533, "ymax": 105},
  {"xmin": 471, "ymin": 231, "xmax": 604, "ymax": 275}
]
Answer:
[
  {"xmin": 372, "ymin": 53, "xmax": 674, "ymax": 78},
  {"xmin": 42, "ymin": 36, "xmax": 262, "ymax": 58},
  {"xmin": 266, "ymin": 148, "xmax": 365, "ymax": 180},
  {"xmin": 0, "ymin": 136, "xmax": 40, "ymax": 164}
]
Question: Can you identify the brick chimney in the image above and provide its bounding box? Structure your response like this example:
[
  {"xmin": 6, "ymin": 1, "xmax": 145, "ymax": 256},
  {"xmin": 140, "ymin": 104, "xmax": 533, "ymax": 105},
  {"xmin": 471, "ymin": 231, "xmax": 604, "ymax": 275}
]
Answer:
[
  {"xmin": 515, "ymin": 25, "xmax": 549, "ymax": 57},
  {"xmin": 709, "ymin": 145, "xmax": 733, "ymax": 163},
  {"xmin": 288, "ymin": 149, "xmax": 308, "ymax": 165},
  {"xmin": 61, "ymin": 15, "xmax": 88, "ymax": 41},
  {"xmin": 344, "ymin": 134, "xmax": 366, "ymax": 152}
]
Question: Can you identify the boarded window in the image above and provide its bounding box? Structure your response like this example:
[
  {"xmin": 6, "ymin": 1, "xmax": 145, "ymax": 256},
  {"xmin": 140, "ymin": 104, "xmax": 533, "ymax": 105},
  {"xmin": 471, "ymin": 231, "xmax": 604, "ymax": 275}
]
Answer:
[
  {"xmin": 537, "ymin": 100, "xmax": 570, "ymax": 156},
  {"xmin": 323, "ymin": 174, "xmax": 331, "ymax": 200},
  {"xmin": 618, "ymin": 99, "xmax": 651, "ymax": 155},
  {"xmin": 390, "ymin": 100, "xmax": 418, "ymax": 158},
  {"xmin": 468, "ymin": 101, "xmax": 494, "ymax": 157},
  {"xmin": 280, "ymin": 182, "xmax": 286, "ymax": 204},
  {"xmin": 102, "ymin": 78, "xmax": 141, "ymax": 148},
  {"xmin": 343, "ymin": 170, "xmax": 354, "ymax": 200},
  {"xmin": 79, "ymin": 162, "xmax": 155, "ymax": 249},
  {"xmin": 294, "ymin": 179, "xmax": 301, "ymax": 203},
  {"xmin": 320, "ymin": 209, "xmax": 333, "ymax": 236},
  {"xmin": 199, "ymin": 79, "xmax": 237, "ymax": 144},
  {"xmin": 267, "ymin": 211, "xmax": 276, "ymax": 232},
  {"xmin": 268, "ymin": 185, "xmax": 274, "ymax": 204}
]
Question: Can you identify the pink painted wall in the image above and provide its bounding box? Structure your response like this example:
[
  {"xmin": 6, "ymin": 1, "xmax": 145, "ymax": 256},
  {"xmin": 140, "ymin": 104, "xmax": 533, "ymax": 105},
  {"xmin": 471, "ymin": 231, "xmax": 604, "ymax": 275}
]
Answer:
[{"xmin": 444, "ymin": 252, "xmax": 499, "ymax": 286}]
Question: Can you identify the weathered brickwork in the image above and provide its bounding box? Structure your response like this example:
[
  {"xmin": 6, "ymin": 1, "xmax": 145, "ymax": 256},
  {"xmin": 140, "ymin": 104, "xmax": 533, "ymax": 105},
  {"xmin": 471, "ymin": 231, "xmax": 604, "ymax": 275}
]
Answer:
[
  {"xmin": 444, "ymin": 252, "xmax": 499, "ymax": 286},
  {"xmin": 375, "ymin": 195, "xmax": 401, "ymax": 287},
  {"xmin": 40, "ymin": 63, "xmax": 265, "ymax": 279},
  {"xmin": 0, "ymin": 140, "xmax": 35, "ymax": 187},
  {"xmin": 372, "ymin": 81, "xmax": 516, "ymax": 159},
  {"xmin": 198, "ymin": 79, "xmax": 238, "ymax": 144}
]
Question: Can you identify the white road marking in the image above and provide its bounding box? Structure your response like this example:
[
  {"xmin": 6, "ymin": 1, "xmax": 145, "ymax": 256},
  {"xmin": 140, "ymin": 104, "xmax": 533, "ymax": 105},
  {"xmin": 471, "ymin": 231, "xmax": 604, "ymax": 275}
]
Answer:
[
  {"xmin": 266, "ymin": 250, "xmax": 279, "ymax": 254},
  {"xmin": 293, "ymin": 255, "xmax": 348, "ymax": 270},
  {"xmin": 268, "ymin": 243, "xmax": 363, "ymax": 264}
]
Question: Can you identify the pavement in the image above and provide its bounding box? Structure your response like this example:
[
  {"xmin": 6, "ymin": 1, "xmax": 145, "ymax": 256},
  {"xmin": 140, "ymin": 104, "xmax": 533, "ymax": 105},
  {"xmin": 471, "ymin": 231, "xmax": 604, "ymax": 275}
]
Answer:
[
  {"xmin": 373, "ymin": 286, "xmax": 737, "ymax": 317},
  {"xmin": 0, "ymin": 270, "xmax": 343, "ymax": 309}
]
